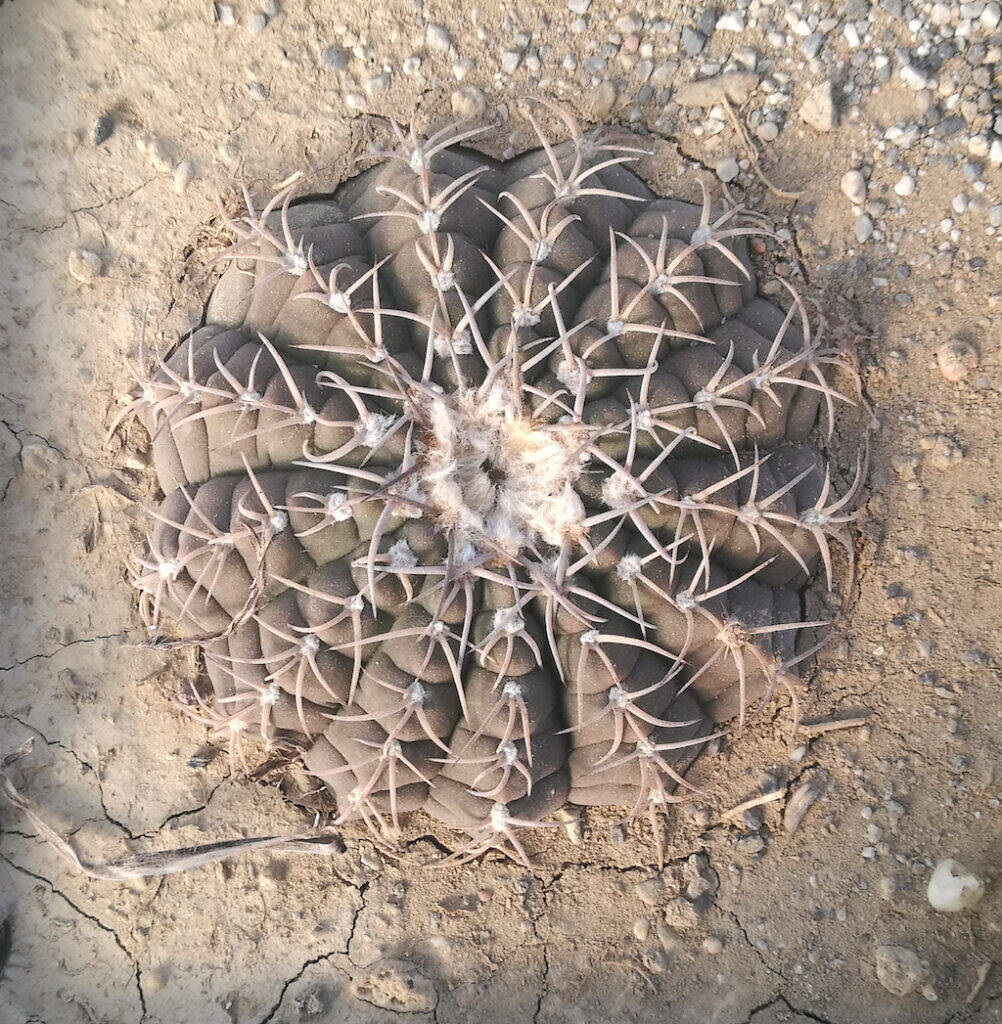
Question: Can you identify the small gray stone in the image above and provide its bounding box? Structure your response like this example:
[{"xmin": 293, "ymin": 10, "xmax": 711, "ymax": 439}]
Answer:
[
  {"xmin": 567, "ymin": 0, "xmax": 591, "ymax": 12},
  {"xmin": 451, "ymin": 85, "xmax": 487, "ymax": 120},
  {"xmin": 587, "ymin": 80, "xmax": 618, "ymax": 119},
  {"xmin": 320, "ymin": 45, "xmax": 348, "ymax": 70},
  {"xmin": 800, "ymin": 32, "xmax": 824, "ymax": 59},
  {"xmin": 934, "ymin": 115, "xmax": 965, "ymax": 138},
  {"xmin": 715, "ymin": 156, "xmax": 739, "ymax": 183},
  {"xmin": 799, "ymin": 79, "xmax": 838, "ymax": 131},
  {"xmin": 426, "ymin": 24, "xmax": 451, "ymax": 52},
  {"xmin": 402, "ymin": 55, "xmax": 421, "ymax": 74},
  {"xmin": 854, "ymin": 214, "xmax": 874, "ymax": 242},
  {"xmin": 247, "ymin": 11, "xmax": 267, "ymax": 33},
  {"xmin": 91, "ymin": 115, "xmax": 114, "ymax": 147},
  {"xmin": 988, "ymin": 204, "xmax": 1002, "ymax": 228},
  {"xmin": 756, "ymin": 121, "xmax": 779, "ymax": 142},
  {"xmin": 681, "ymin": 26, "xmax": 706, "ymax": 56},
  {"xmin": 583, "ymin": 55, "xmax": 607, "ymax": 74},
  {"xmin": 215, "ymin": 3, "xmax": 236, "ymax": 25},
  {"xmin": 696, "ymin": 9, "xmax": 717, "ymax": 34},
  {"xmin": 501, "ymin": 50, "xmax": 522, "ymax": 73}
]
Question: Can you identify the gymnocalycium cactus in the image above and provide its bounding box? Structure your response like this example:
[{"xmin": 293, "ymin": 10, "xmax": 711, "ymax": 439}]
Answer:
[{"xmin": 116, "ymin": 105, "xmax": 864, "ymax": 866}]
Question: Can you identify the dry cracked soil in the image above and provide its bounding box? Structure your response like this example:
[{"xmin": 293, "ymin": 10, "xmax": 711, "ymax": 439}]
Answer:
[{"xmin": 0, "ymin": 1, "xmax": 1000, "ymax": 1023}]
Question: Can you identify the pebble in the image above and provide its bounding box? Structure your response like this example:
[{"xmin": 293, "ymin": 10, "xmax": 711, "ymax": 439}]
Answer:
[
  {"xmin": 91, "ymin": 115, "xmax": 114, "ymax": 147},
  {"xmin": 927, "ymin": 858, "xmax": 985, "ymax": 911},
  {"xmin": 840, "ymin": 169, "xmax": 867, "ymax": 204},
  {"xmin": 587, "ymin": 80, "xmax": 618, "ymax": 119},
  {"xmin": 567, "ymin": 0, "xmax": 591, "ymax": 12},
  {"xmin": 854, "ymin": 215, "xmax": 874, "ymax": 243},
  {"xmin": 680, "ymin": 27, "xmax": 706, "ymax": 56},
  {"xmin": 799, "ymin": 79, "xmax": 838, "ymax": 132},
  {"xmin": 663, "ymin": 897, "xmax": 700, "ymax": 930},
  {"xmin": 988, "ymin": 204, "xmax": 1002, "ymax": 228},
  {"xmin": 894, "ymin": 174, "xmax": 915, "ymax": 197},
  {"xmin": 402, "ymin": 56, "xmax": 421, "ymax": 75},
  {"xmin": 344, "ymin": 91, "xmax": 366, "ymax": 112},
  {"xmin": 247, "ymin": 11, "xmax": 267, "ymax": 33},
  {"xmin": 501, "ymin": 50, "xmax": 522, "ymax": 73},
  {"xmin": 717, "ymin": 12, "xmax": 745, "ymax": 31},
  {"xmin": 936, "ymin": 340, "xmax": 978, "ymax": 382},
  {"xmin": 426, "ymin": 24, "xmax": 451, "ymax": 52},
  {"xmin": 215, "ymin": 2, "xmax": 236, "ymax": 26},
  {"xmin": 900, "ymin": 64, "xmax": 930, "ymax": 90},
  {"xmin": 801, "ymin": 32, "xmax": 825, "ymax": 60},
  {"xmin": 674, "ymin": 72, "xmax": 758, "ymax": 108},
  {"xmin": 715, "ymin": 156, "xmax": 739, "ymax": 183},
  {"xmin": 615, "ymin": 12, "xmax": 642, "ymax": 34},
  {"xmin": 364, "ymin": 73, "xmax": 390, "ymax": 96},
  {"xmin": 173, "ymin": 158, "xmax": 196, "ymax": 194},
  {"xmin": 874, "ymin": 945, "xmax": 927, "ymax": 996},
  {"xmin": 67, "ymin": 248, "xmax": 103, "ymax": 282},
  {"xmin": 633, "ymin": 877, "xmax": 663, "ymax": 905},
  {"xmin": 756, "ymin": 122, "xmax": 779, "ymax": 142},
  {"xmin": 451, "ymin": 85, "xmax": 487, "ymax": 120},
  {"xmin": 633, "ymin": 918, "xmax": 651, "ymax": 942},
  {"xmin": 702, "ymin": 936, "xmax": 724, "ymax": 955},
  {"xmin": 320, "ymin": 45, "xmax": 348, "ymax": 70}
]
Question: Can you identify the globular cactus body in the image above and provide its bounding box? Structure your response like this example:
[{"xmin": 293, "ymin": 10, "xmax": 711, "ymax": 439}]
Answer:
[{"xmin": 122, "ymin": 110, "xmax": 861, "ymax": 864}]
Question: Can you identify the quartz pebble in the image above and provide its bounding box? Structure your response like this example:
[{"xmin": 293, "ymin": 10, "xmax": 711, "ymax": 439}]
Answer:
[{"xmin": 927, "ymin": 858, "xmax": 985, "ymax": 911}]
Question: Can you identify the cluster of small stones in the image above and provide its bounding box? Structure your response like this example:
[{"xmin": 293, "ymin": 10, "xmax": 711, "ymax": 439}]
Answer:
[
  {"xmin": 116, "ymin": 109, "xmax": 861, "ymax": 865},
  {"xmin": 91, "ymin": 1, "xmax": 999, "ymax": 321}
]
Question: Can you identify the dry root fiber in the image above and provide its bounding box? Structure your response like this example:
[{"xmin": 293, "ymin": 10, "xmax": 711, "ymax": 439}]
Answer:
[{"xmin": 105, "ymin": 106, "xmax": 864, "ymax": 868}]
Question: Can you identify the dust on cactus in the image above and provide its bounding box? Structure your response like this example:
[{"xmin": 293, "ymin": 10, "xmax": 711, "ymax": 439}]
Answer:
[{"xmin": 108, "ymin": 103, "xmax": 865, "ymax": 869}]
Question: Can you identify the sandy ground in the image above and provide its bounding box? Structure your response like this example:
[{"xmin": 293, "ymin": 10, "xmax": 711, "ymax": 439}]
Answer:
[{"xmin": 1, "ymin": 1, "xmax": 1000, "ymax": 1022}]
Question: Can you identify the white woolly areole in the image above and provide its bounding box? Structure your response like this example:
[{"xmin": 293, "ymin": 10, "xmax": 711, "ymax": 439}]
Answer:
[{"xmin": 416, "ymin": 384, "xmax": 586, "ymax": 556}]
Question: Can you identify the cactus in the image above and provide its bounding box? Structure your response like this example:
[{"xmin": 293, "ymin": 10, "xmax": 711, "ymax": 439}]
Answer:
[{"xmin": 117, "ymin": 107, "xmax": 863, "ymax": 866}]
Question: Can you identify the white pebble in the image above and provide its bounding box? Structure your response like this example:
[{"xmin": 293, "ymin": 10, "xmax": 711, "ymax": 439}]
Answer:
[
  {"xmin": 927, "ymin": 858, "xmax": 985, "ymax": 912},
  {"xmin": 426, "ymin": 24, "xmax": 451, "ymax": 52},
  {"xmin": 894, "ymin": 175, "xmax": 915, "ymax": 197},
  {"xmin": 840, "ymin": 169, "xmax": 866, "ymax": 204}
]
